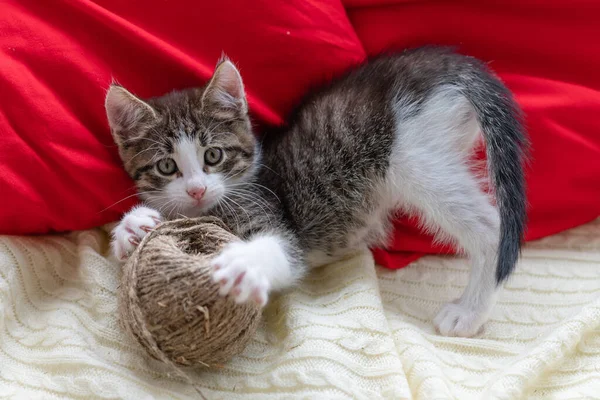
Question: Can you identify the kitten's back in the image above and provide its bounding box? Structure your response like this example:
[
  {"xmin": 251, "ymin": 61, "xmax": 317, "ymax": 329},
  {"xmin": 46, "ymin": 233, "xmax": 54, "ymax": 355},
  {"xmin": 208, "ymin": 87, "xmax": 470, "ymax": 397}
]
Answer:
[{"xmin": 259, "ymin": 47, "xmax": 526, "ymax": 271}]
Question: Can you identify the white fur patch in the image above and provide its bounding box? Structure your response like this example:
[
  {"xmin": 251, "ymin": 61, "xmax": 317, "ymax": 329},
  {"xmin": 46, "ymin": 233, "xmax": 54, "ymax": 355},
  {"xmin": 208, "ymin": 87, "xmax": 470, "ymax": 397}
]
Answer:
[
  {"xmin": 210, "ymin": 234, "xmax": 293, "ymax": 306},
  {"xmin": 384, "ymin": 87, "xmax": 500, "ymax": 337},
  {"xmin": 111, "ymin": 206, "xmax": 162, "ymax": 261}
]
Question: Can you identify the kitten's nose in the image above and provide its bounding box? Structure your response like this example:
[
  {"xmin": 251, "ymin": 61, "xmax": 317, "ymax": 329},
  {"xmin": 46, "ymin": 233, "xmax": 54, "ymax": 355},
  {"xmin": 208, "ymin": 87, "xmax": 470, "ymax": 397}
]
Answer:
[{"xmin": 187, "ymin": 187, "xmax": 206, "ymax": 201}]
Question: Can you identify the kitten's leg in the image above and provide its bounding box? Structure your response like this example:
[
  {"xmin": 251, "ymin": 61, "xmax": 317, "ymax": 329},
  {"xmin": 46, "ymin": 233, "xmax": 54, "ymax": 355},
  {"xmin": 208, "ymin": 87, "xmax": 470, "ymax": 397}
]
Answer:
[
  {"xmin": 111, "ymin": 206, "xmax": 162, "ymax": 261},
  {"xmin": 211, "ymin": 231, "xmax": 305, "ymax": 306},
  {"xmin": 396, "ymin": 159, "xmax": 500, "ymax": 337},
  {"xmin": 391, "ymin": 90, "xmax": 503, "ymax": 337}
]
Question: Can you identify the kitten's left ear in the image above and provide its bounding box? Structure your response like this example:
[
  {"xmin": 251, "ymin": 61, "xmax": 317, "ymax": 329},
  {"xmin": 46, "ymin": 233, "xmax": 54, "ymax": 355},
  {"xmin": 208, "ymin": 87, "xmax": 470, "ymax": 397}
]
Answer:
[{"xmin": 201, "ymin": 58, "xmax": 248, "ymax": 115}]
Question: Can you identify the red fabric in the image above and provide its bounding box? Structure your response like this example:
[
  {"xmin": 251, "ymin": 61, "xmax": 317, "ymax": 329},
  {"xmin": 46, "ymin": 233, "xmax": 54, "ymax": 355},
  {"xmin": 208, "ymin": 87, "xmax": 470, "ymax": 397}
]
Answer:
[
  {"xmin": 0, "ymin": 0, "xmax": 364, "ymax": 234},
  {"xmin": 2, "ymin": 1, "xmax": 599, "ymax": 270}
]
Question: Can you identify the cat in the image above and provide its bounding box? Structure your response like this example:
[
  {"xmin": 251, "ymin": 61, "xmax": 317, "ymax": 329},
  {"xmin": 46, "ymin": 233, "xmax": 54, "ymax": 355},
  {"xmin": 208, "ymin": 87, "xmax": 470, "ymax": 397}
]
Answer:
[{"xmin": 105, "ymin": 47, "xmax": 527, "ymax": 337}]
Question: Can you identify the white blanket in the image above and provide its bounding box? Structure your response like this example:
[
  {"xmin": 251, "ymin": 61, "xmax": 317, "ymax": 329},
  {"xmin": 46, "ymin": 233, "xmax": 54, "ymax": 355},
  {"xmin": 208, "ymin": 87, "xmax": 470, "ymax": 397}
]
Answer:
[{"xmin": 0, "ymin": 219, "xmax": 599, "ymax": 399}]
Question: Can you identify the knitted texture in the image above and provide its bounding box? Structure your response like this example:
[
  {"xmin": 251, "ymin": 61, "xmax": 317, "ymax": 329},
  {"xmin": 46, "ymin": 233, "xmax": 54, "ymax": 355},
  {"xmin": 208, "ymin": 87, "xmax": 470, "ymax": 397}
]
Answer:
[
  {"xmin": 120, "ymin": 217, "xmax": 261, "ymax": 369},
  {"xmin": 0, "ymin": 219, "xmax": 599, "ymax": 399}
]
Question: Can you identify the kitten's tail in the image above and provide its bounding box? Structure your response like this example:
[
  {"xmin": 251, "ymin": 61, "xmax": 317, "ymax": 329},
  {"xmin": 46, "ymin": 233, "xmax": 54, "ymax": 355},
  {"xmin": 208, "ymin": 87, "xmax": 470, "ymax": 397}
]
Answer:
[{"xmin": 459, "ymin": 66, "xmax": 528, "ymax": 284}]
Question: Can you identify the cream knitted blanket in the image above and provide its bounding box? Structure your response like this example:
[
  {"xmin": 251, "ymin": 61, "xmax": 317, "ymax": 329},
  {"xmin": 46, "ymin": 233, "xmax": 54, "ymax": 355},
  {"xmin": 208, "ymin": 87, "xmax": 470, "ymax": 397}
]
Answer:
[{"xmin": 0, "ymin": 219, "xmax": 599, "ymax": 399}]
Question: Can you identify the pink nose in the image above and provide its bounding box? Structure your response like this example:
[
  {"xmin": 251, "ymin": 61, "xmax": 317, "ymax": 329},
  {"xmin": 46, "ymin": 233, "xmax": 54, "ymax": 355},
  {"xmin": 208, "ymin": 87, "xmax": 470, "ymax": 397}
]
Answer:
[{"xmin": 187, "ymin": 187, "xmax": 206, "ymax": 200}]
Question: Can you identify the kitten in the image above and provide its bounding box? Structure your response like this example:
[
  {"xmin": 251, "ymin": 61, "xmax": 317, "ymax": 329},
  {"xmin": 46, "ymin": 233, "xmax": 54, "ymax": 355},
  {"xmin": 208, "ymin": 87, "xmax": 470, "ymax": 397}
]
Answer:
[{"xmin": 105, "ymin": 47, "xmax": 527, "ymax": 337}]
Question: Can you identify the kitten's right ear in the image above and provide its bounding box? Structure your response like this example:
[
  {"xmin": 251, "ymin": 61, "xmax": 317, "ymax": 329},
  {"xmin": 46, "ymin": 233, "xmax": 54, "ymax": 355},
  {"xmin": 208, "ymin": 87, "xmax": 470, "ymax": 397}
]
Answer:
[
  {"xmin": 105, "ymin": 84, "xmax": 157, "ymax": 143},
  {"xmin": 201, "ymin": 58, "xmax": 247, "ymax": 116}
]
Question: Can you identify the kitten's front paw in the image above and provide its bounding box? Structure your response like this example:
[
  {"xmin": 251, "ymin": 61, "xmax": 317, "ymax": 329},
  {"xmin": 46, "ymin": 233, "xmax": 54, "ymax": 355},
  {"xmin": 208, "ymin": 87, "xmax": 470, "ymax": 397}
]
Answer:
[
  {"xmin": 433, "ymin": 301, "xmax": 487, "ymax": 337},
  {"xmin": 112, "ymin": 206, "xmax": 162, "ymax": 261},
  {"xmin": 211, "ymin": 241, "xmax": 271, "ymax": 307}
]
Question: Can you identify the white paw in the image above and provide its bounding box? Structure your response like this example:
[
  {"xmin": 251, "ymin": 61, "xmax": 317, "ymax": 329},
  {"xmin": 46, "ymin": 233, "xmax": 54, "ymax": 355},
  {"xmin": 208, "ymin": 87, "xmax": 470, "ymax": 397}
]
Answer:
[
  {"xmin": 112, "ymin": 206, "xmax": 162, "ymax": 261},
  {"xmin": 210, "ymin": 241, "xmax": 273, "ymax": 307},
  {"xmin": 433, "ymin": 301, "xmax": 486, "ymax": 337}
]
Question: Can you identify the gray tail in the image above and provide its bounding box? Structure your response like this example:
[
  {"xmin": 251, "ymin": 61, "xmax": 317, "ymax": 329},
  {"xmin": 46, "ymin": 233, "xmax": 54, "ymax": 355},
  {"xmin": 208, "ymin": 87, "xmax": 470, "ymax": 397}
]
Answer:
[{"xmin": 459, "ymin": 63, "xmax": 528, "ymax": 284}]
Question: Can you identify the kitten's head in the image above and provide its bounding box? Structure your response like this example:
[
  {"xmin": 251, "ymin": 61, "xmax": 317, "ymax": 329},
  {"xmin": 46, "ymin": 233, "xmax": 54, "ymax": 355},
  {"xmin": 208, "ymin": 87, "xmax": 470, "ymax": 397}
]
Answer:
[{"xmin": 105, "ymin": 58, "xmax": 258, "ymax": 217}]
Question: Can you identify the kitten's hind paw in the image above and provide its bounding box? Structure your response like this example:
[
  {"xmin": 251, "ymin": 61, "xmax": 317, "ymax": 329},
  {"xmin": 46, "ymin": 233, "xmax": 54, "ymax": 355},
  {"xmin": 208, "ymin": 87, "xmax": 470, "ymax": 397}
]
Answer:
[
  {"xmin": 111, "ymin": 206, "xmax": 162, "ymax": 261},
  {"xmin": 433, "ymin": 301, "xmax": 487, "ymax": 337}
]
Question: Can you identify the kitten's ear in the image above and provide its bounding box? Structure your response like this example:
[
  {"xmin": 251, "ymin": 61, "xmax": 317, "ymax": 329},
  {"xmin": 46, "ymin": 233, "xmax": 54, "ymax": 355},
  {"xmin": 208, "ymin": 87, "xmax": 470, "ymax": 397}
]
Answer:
[
  {"xmin": 201, "ymin": 58, "xmax": 247, "ymax": 115},
  {"xmin": 105, "ymin": 84, "xmax": 157, "ymax": 143}
]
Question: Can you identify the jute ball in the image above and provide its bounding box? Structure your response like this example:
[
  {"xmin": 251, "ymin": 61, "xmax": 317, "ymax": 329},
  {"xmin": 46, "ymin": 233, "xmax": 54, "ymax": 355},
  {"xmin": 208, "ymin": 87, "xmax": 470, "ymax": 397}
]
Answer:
[{"xmin": 119, "ymin": 216, "xmax": 262, "ymax": 368}]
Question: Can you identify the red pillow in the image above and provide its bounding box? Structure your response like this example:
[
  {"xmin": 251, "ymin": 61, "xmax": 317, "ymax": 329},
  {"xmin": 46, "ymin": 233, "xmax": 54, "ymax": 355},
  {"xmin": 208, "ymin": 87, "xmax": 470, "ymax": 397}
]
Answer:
[
  {"xmin": 344, "ymin": 0, "xmax": 600, "ymax": 267},
  {"xmin": 2, "ymin": 0, "xmax": 599, "ymax": 273},
  {"xmin": 0, "ymin": 0, "xmax": 365, "ymax": 234}
]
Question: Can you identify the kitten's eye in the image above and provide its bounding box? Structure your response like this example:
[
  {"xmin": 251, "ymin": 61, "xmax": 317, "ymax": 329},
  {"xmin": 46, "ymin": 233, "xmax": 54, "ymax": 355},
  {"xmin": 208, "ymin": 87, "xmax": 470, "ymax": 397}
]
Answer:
[
  {"xmin": 204, "ymin": 147, "xmax": 223, "ymax": 166},
  {"xmin": 156, "ymin": 158, "xmax": 178, "ymax": 175}
]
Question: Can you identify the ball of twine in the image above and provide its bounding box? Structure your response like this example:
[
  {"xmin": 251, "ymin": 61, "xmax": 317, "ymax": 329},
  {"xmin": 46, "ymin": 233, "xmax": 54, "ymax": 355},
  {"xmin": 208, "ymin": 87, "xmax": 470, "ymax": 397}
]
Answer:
[{"xmin": 119, "ymin": 216, "xmax": 261, "ymax": 375}]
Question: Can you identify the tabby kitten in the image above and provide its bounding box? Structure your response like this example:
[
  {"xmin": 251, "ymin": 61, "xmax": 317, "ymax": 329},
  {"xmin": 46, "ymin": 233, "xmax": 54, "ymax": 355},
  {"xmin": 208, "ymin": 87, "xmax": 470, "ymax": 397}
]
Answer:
[{"xmin": 105, "ymin": 47, "xmax": 526, "ymax": 337}]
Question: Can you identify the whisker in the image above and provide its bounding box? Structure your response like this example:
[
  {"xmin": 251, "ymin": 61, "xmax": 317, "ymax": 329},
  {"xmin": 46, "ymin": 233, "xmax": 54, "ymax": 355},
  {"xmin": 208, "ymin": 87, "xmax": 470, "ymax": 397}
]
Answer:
[
  {"xmin": 256, "ymin": 163, "xmax": 282, "ymax": 179},
  {"xmin": 227, "ymin": 182, "xmax": 281, "ymax": 203},
  {"xmin": 227, "ymin": 189, "xmax": 276, "ymax": 212},
  {"xmin": 205, "ymin": 119, "xmax": 231, "ymax": 136},
  {"xmin": 129, "ymin": 145, "xmax": 161, "ymax": 163},
  {"xmin": 227, "ymin": 191, "xmax": 273, "ymax": 225},
  {"xmin": 163, "ymin": 198, "xmax": 183, "ymax": 219},
  {"xmin": 219, "ymin": 196, "xmax": 241, "ymax": 233},
  {"xmin": 99, "ymin": 190, "xmax": 163, "ymax": 213},
  {"xmin": 222, "ymin": 168, "xmax": 247, "ymax": 183},
  {"xmin": 157, "ymin": 197, "xmax": 180, "ymax": 217},
  {"xmin": 122, "ymin": 136, "xmax": 167, "ymax": 148},
  {"xmin": 222, "ymin": 195, "xmax": 252, "ymax": 226}
]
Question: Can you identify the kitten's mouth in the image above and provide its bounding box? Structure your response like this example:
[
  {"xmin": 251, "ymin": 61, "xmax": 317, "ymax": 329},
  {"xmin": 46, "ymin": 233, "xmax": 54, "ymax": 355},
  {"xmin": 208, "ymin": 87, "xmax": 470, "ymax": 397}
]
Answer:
[{"xmin": 187, "ymin": 197, "xmax": 217, "ymax": 214}]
